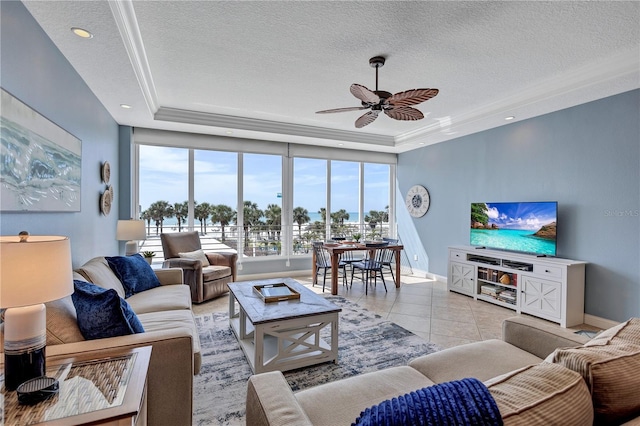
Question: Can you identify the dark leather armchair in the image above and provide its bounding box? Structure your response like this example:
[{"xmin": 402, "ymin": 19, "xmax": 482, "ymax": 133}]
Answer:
[{"xmin": 160, "ymin": 231, "xmax": 237, "ymax": 303}]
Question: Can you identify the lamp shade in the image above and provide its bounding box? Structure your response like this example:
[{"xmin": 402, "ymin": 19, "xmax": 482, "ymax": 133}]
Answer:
[
  {"xmin": 116, "ymin": 220, "xmax": 146, "ymax": 241},
  {"xmin": 0, "ymin": 235, "xmax": 73, "ymax": 309}
]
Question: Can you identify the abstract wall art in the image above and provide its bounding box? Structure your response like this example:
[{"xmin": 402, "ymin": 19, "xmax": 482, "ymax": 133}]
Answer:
[{"xmin": 1, "ymin": 88, "xmax": 82, "ymax": 212}]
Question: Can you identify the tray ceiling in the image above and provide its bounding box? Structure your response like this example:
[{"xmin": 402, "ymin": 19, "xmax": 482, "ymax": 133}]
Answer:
[{"xmin": 22, "ymin": 1, "xmax": 640, "ymax": 153}]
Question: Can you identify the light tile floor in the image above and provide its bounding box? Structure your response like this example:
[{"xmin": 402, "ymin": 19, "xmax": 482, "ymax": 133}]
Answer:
[{"xmin": 193, "ymin": 273, "xmax": 598, "ymax": 349}]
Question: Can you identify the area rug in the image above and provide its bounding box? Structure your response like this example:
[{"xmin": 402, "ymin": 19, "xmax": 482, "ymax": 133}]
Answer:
[{"xmin": 192, "ymin": 296, "xmax": 441, "ymax": 426}]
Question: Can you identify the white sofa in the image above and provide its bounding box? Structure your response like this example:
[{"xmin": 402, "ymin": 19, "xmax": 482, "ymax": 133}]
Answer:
[
  {"xmin": 44, "ymin": 256, "xmax": 201, "ymax": 426},
  {"xmin": 247, "ymin": 316, "xmax": 640, "ymax": 425}
]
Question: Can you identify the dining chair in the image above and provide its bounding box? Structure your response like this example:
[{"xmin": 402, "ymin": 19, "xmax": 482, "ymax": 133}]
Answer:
[
  {"xmin": 350, "ymin": 248, "xmax": 387, "ymax": 295},
  {"xmin": 339, "ymin": 249, "xmax": 364, "ymax": 278},
  {"xmin": 379, "ymin": 248, "xmax": 396, "ymax": 283},
  {"xmin": 312, "ymin": 242, "xmax": 347, "ymax": 292}
]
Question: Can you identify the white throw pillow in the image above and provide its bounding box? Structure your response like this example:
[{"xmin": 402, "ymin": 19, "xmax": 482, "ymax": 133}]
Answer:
[{"xmin": 178, "ymin": 249, "xmax": 210, "ymax": 267}]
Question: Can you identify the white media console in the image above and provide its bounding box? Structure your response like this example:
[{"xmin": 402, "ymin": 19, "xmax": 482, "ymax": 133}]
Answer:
[{"xmin": 447, "ymin": 246, "xmax": 587, "ymax": 327}]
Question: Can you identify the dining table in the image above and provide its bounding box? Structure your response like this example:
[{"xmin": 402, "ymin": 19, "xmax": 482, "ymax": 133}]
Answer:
[{"xmin": 312, "ymin": 242, "xmax": 405, "ymax": 295}]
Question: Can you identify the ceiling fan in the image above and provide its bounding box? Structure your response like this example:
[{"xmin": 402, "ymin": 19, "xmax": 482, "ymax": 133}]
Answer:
[{"xmin": 316, "ymin": 56, "xmax": 439, "ymax": 128}]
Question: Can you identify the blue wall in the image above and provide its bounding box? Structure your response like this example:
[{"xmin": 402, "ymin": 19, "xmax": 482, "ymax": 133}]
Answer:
[
  {"xmin": 1, "ymin": 1, "xmax": 120, "ymax": 266},
  {"xmin": 398, "ymin": 89, "xmax": 640, "ymax": 322}
]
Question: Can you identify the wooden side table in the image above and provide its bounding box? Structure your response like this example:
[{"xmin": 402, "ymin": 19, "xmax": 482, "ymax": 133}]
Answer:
[{"xmin": 1, "ymin": 346, "xmax": 151, "ymax": 426}]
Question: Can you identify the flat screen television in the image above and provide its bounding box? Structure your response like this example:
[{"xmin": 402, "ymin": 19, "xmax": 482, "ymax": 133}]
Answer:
[{"xmin": 470, "ymin": 202, "xmax": 557, "ymax": 256}]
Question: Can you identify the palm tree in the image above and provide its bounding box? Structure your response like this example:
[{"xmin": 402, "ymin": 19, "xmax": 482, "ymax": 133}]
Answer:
[
  {"xmin": 211, "ymin": 204, "xmax": 236, "ymax": 241},
  {"xmin": 148, "ymin": 200, "xmax": 173, "ymax": 235},
  {"xmin": 318, "ymin": 207, "xmax": 327, "ymax": 223},
  {"xmin": 365, "ymin": 209, "xmax": 386, "ymax": 233},
  {"xmin": 140, "ymin": 209, "xmax": 152, "ymax": 235},
  {"xmin": 173, "ymin": 201, "xmax": 188, "ymax": 232},
  {"xmin": 331, "ymin": 209, "xmax": 350, "ymax": 226},
  {"xmin": 241, "ymin": 201, "xmax": 264, "ymax": 248},
  {"xmin": 264, "ymin": 204, "xmax": 282, "ymax": 240},
  {"xmin": 195, "ymin": 202, "xmax": 211, "ymax": 234},
  {"xmin": 293, "ymin": 207, "xmax": 310, "ymax": 238}
]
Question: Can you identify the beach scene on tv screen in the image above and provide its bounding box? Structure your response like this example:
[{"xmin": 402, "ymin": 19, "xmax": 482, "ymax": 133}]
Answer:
[{"xmin": 470, "ymin": 202, "xmax": 557, "ymax": 255}]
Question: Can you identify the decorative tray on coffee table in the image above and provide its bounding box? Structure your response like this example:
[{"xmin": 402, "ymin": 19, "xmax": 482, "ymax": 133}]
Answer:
[{"xmin": 253, "ymin": 282, "xmax": 301, "ymax": 303}]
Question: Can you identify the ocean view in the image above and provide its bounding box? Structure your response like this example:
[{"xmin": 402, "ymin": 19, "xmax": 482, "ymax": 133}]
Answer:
[{"xmin": 158, "ymin": 211, "xmax": 362, "ymax": 226}]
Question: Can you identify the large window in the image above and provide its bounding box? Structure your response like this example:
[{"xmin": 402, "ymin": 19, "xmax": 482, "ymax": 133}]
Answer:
[
  {"xmin": 293, "ymin": 158, "xmax": 327, "ymax": 254},
  {"xmin": 330, "ymin": 161, "xmax": 360, "ymax": 239},
  {"xmin": 135, "ymin": 135, "xmax": 395, "ymax": 263},
  {"xmin": 364, "ymin": 163, "xmax": 390, "ymax": 239},
  {"xmin": 194, "ymin": 149, "xmax": 237, "ymax": 248},
  {"xmin": 243, "ymin": 153, "xmax": 282, "ymax": 257},
  {"xmin": 139, "ymin": 145, "xmax": 188, "ymax": 236}
]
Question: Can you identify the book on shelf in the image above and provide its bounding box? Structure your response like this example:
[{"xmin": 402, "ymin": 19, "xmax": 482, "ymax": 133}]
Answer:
[{"xmin": 481, "ymin": 285, "xmax": 499, "ymax": 297}]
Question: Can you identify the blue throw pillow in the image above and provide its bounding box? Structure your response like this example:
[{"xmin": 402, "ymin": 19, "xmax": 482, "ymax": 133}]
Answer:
[
  {"xmin": 71, "ymin": 280, "xmax": 144, "ymax": 340},
  {"xmin": 105, "ymin": 253, "xmax": 161, "ymax": 298},
  {"xmin": 353, "ymin": 378, "xmax": 502, "ymax": 426}
]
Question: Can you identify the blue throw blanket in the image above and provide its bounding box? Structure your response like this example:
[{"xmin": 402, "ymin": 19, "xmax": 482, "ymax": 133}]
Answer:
[{"xmin": 353, "ymin": 378, "xmax": 503, "ymax": 426}]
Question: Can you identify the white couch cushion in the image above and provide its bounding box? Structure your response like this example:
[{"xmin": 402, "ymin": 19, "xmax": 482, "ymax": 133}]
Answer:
[
  {"xmin": 137, "ymin": 309, "xmax": 201, "ymax": 372},
  {"xmin": 76, "ymin": 256, "xmax": 126, "ymax": 298},
  {"xmin": 295, "ymin": 366, "xmax": 434, "ymax": 426},
  {"xmin": 126, "ymin": 284, "xmax": 192, "ymax": 314}
]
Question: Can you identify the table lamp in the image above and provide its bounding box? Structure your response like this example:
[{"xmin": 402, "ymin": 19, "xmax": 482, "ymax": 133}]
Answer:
[
  {"xmin": 116, "ymin": 220, "xmax": 146, "ymax": 256},
  {"xmin": 1, "ymin": 233, "xmax": 73, "ymax": 391}
]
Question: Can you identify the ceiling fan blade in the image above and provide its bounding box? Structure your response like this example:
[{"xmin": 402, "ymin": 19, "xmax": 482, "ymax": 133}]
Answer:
[
  {"xmin": 316, "ymin": 106, "xmax": 368, "ymax": 114},
  {"xmin": 388, "ymin": 88, "xmax": 439, "ymax": 107},
  {"xmin": 355, "ymin": 110, "xmax": 379, "ymax": 128},
  {"xmin": 384, "ymin": 106, "xmax": 424, "ymax": 121},
  {"xmin": 350, "ymin": 84, "xmax": 380, "ymax": 104}
]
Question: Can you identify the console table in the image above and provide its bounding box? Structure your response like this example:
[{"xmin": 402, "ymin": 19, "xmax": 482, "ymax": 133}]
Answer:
[
  {"xmin": 447, "ymin": 246, "xmax": 586, "ymax": 327},
  {"xmin": 1, "ymin": 346, "xmax": 151, "ymax": 425}
]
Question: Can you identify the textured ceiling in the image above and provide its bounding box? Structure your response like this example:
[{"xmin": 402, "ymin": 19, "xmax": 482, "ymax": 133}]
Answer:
[{"xmin": 22, "ymin": 1, "xmax": 640, "ymax": 153}]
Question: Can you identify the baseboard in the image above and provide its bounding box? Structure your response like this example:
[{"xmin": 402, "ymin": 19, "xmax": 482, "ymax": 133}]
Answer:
[
  {"xmin": 409, "ymin": 269, "xmax": 445, "ymax": 282},
  {"xmin": 583, "ymin": 313, "xmax": 620, "ymax": 329},
  {"xmin": 428, "ymin": 272, "xmax": 447, "ymax": 283}
]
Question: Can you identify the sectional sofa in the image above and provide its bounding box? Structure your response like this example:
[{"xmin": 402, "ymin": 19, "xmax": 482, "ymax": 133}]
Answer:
[
  {"xmin": 247, "ymin": 316, "xmax": 640, "ymax": 425},
  {"xmin": 43, "ymin": 256, "xmax": 201, "ymax": 426}
]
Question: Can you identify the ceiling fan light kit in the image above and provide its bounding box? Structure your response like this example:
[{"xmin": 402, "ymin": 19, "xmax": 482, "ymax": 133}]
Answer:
[{"xmin": 317, "ymin": 56, "xmax": 439, "ymax": 128}]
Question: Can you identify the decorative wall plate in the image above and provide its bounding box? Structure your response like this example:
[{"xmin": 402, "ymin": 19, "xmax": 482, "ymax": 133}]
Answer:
[
  {"xmin": 100, "ymin": 190, "xmax": 112, "ymax": 215},
  {"xmin": 101, "ymin": 161, "xmax": 111, "ymax": 184},
  {"xmin": 405, "ymin": 185, "xmax": 430, "ymax": 218}
]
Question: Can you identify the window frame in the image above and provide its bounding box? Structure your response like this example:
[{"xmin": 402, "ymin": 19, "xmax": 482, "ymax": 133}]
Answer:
[{"xmin": 133, "ymin": 128, "xmax": 397, "ymax": 263}]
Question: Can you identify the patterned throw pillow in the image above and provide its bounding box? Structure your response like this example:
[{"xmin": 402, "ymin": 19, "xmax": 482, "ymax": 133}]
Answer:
[
  {"xmin": 105, "ymin": 253, "xmax": 161, "ymax": 297},
  {"xmin": 178, "ymin": 249, "xmax": 210, "ymax": 267},
  {"xmin": 71, "ymin": 280, "xmax": 144, "ymax": 340},
  {"xmin": 548, "ymin": 318, "xmax": 640, "ymax": 425},
  {"xmin": 486, "ymin": 363, "xmax": 593, "ymax": 425}
]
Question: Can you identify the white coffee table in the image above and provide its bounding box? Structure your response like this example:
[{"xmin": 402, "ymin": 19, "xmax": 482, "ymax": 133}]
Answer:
[{"xmin": 228, "ymin": 278, "xmax": 341, "ymax": 374}]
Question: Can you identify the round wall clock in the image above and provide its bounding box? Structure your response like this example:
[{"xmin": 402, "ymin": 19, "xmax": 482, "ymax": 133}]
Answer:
[{"xmin": 405, "ymin": 185, "xmax": 430, "ymax": 218}]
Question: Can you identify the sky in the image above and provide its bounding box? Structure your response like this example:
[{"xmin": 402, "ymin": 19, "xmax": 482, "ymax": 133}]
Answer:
[
  {"xmin": 139, "ymin": 145, "xmax": 390, "ymax": 215},
  {"xmin": 483, "ymin": 202, "xmax": 557, "ymax": 230}
]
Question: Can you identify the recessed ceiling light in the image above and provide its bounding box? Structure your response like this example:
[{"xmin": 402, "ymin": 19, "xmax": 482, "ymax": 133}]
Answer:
[
  {"xmin": 419, "ymin": 142, "xmax": 425, "ymax": 145},
  {"xmin": 71, "ymin": 27, "xmax": 93, "ymax": 39},
  {"xmin": 120, "ymin": 104, "xmax": 132, "ymax": 109},
  {"xmin": 505, "ymin": 116, "xmax": 515, "ymax": 121},
  {"xmin": 226, "ymin": 131, "xmax": 233, "ymax": 135},
  {"xmin": 338, "ymin": 143, "xmax": 344, "ymax": 146}
]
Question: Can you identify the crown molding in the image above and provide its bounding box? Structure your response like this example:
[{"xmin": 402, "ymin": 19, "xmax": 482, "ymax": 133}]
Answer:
[
  {"xmin": 154, "ymin": 107, "xmax": 395, "ymax": 146},
  {"xmin": 396, "ymin": 48, "xmax": 640, "ymax": 147},
  {"xmin": 109, "ymin": 0, "xmax": 159, "ymax": 113},
  {"xmin": 110, "ymin": 1, "xmax": 638, "ymax": 152}
]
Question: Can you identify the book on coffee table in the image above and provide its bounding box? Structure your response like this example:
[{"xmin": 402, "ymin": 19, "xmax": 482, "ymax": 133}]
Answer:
[{"xmin": 253, "ymin": 282, "xmax": 301, "ymax": 303}]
